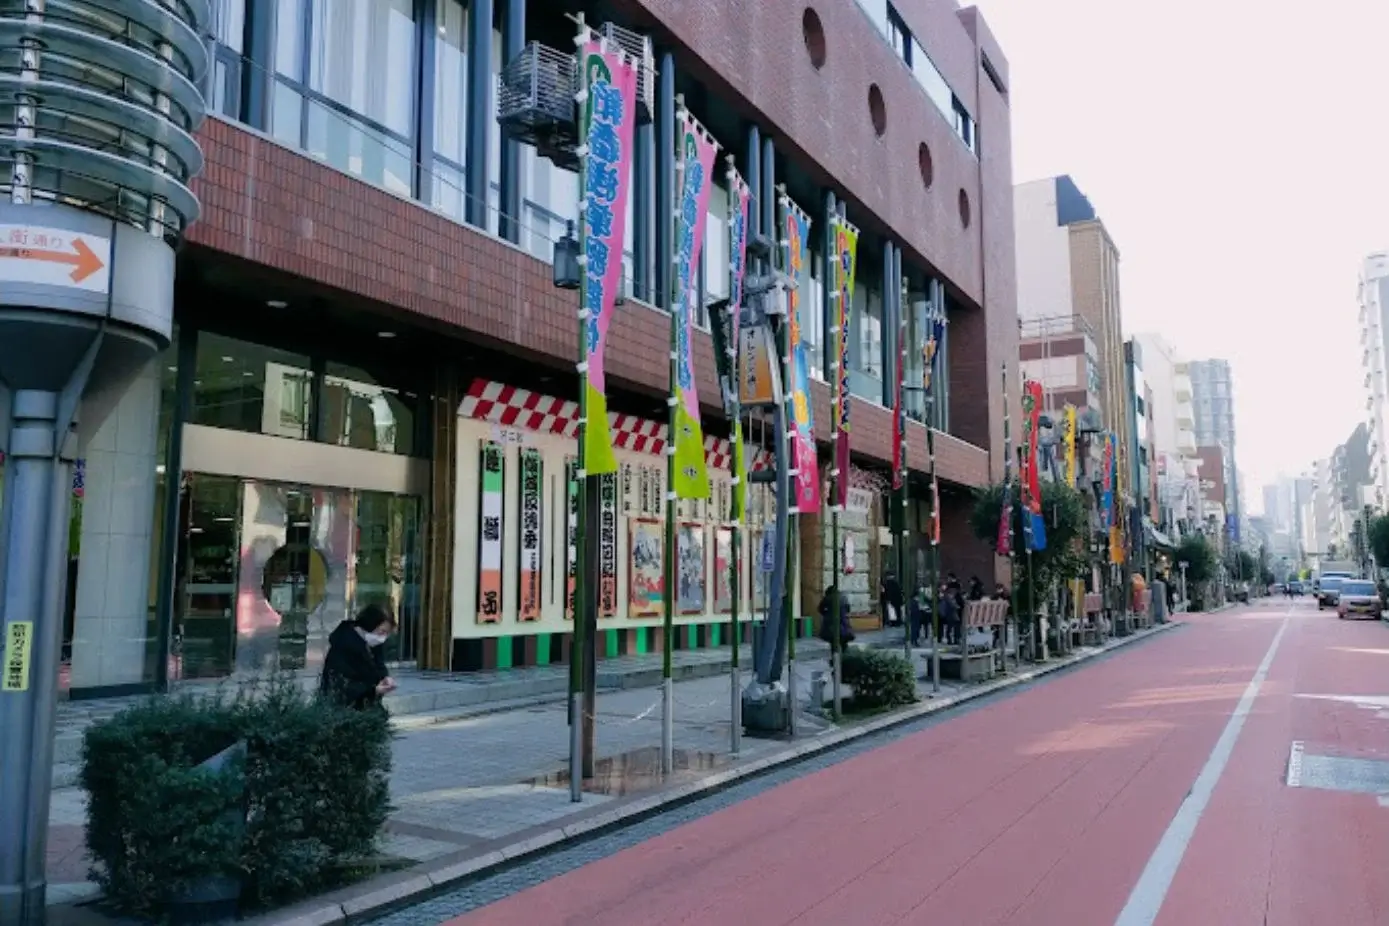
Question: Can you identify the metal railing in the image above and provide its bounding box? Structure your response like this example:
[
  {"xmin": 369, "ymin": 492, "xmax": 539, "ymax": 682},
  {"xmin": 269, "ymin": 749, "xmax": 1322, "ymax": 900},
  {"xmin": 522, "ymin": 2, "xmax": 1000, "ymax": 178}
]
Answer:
[{"xmin": 1, "ymin": 0, "xmax": 209, "ymax": 238}]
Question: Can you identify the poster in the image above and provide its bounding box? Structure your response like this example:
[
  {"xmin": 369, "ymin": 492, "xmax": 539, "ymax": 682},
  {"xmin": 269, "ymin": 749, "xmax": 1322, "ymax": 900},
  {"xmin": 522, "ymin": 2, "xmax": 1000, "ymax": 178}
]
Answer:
[
  {"xmin": 752, "ymin": 531, "xmax": 770, "ymax": 607},
  {"xmin": 832, "ymin": 219, "xmax": 858, "ymax": 509},
  {"xmin": 677, "ymin": 522, "xmax": 706, "ymax": 614},
  {"xmin": 564, "ymin": 457, "xmax": 578, "ymax": 620},
  {"xmin": 579, "ymin": 40, "xmax": 638, "ymax": 476},
  {"xmin": 783, "ymin": 201, "xmax": 820, "ymax": 513},
  {"xmin": 1063, "ymin": 404, "xmax": 1078, "ymax": 488},
  {"xmin": 671, "ymin": 113, "xmax": 717, "ymax": 500},
  {"xmin": 598, "ymin": 472, "xmax": 619, "ymax": 618},
  {"xmin": 517, "ymin": 448, "xmax": 543, "ymax": 621},
  {"xmin": 629, "ymin": 518, "xmax": 664, "ymax": 617},
  {"xmin": 714, "ymin": 528, "xmax": 733, "ymax": 613},
  {"xmin": 477, "ymin": 441, "xmax": 505, "ymax": 624}
]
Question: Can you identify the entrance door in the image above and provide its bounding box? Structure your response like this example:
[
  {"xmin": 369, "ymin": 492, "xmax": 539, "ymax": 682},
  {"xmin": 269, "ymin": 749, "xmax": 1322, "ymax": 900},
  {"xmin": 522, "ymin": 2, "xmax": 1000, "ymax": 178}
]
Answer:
[{"xmin": 177, "ymin": 475, "xmax": 241, "ymax": 679}]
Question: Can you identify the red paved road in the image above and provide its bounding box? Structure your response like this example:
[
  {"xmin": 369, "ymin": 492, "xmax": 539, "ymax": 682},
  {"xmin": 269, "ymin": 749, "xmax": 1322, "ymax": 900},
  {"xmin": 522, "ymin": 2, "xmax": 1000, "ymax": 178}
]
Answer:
[{"xmin": 443, "ymin": 601, "xmax": 1389, "ymax": 925}]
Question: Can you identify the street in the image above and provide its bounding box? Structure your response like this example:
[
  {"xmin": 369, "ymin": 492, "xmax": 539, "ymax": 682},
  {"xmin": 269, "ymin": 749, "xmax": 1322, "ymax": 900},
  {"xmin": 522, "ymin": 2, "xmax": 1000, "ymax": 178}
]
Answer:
[{"xmin": 385, "ymin": 601, "xmax": 1389, "ymax": 925}]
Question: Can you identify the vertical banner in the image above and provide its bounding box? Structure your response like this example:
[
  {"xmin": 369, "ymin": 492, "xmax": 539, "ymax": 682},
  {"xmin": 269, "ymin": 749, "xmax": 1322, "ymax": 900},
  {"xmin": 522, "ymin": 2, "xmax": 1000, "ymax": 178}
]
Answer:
[
  {"xmin": 517, "ymin": 448, "xmax": 543, "ymax": 621},
  {"xmin": 931, "ymin": 473, "xmax": 941, "ymax": 546},
  {"xmin": 832, "ymin": 219, "xmax": 859, "ymax": 509},
  {"xmin": 1020, "ymin": 379, "xmax": 1046, "ymax": 552},
  {"xmin": 996, "ymin": 364, "xmax": 1014, "ymax": 557},
  {"xmin": 922, "ymin": 320, "xmax": 944, "ymax": 395},
  {"xmin": 565, "ymin": 458, "xmax": 579, "ymax": 619},
  {"xmin": 1100, "ymin": 433, "xmax": 1115, "ymax": 531},
  {"xmin": 782, "ymin": 198, "xmax": 820, "ymax": 513},
  {"xmin": 579, "ymin": 41, "xmax": 638, "ymax": 476},
  {"xmin": 671, "ymin": 112, "xmax": 718, "ymax": 499},
  {"xmin": 1063, "ymin": 404, "xmax": 1078, "ymax": 488},
  {"xmin": 477, "ymin": 441, "xmax": 505, "ymax": 624},
  {"xmin": 728, "ymin": 174, "xmax": 751, "ymax": 521},
  {"xmin": 598, "ymin": 472, "xmax": 619, "ymax": 617}
]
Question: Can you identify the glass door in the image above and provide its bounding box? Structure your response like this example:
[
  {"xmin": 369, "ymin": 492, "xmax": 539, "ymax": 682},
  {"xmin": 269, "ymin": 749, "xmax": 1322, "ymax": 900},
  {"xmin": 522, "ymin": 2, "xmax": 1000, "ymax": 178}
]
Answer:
[{"xmin": 177, "ymin": 475, "xmax": 242, "ymax": 679}]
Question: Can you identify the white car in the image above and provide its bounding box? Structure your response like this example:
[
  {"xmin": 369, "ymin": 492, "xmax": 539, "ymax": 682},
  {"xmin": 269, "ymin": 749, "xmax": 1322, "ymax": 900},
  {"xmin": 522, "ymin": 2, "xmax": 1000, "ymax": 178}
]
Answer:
[{"xmin": 1336, "ymin": 580, "xmax": 1381, "ymax": 620}]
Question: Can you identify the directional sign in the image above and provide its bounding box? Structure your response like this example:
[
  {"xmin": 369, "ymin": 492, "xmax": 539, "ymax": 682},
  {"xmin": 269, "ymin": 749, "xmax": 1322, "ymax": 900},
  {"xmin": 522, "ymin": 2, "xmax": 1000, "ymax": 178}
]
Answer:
[{"xmin": 0, "ymin": 224, "xmax": 110, "ymax": 293}]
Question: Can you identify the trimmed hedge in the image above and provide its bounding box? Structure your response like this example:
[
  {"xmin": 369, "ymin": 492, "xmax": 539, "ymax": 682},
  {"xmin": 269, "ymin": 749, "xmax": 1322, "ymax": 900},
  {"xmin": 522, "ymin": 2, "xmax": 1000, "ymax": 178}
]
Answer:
[
  {"xmin": 841, "ymin": 648, "xmax": 917, "ymax": 709},
  {"xmin": 81, "ymin": 677, "xmax": 393, "ymax": 917}
]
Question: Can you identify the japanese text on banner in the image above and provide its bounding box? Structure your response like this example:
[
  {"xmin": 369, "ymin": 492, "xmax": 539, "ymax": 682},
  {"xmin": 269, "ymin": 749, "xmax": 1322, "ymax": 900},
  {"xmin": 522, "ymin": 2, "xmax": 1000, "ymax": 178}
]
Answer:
[
  {"xmin": 833, "ymin": 222, "xmax": 858, "ymax": 509},
  {"xmin": 785, "ymin": 205, "xmax": 820, "ymax": 513},
  {"xmin": 579, "ymin": 43, "xmax": 638, "ymax": 476},
  {"xmin": 476, "ymin": 442, "xmax": 505, "ymax": 623},
  {"xmin": 671, "ymin": 116, "xmax": 717, "ymax": 499}
]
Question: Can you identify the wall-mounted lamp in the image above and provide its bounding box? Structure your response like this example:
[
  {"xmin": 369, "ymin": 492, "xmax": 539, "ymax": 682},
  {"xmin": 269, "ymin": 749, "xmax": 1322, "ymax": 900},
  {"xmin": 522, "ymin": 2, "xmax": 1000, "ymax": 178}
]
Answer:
[{"xmin": 553, "ymin": 219, "xmax": 580, "ymax": 291}]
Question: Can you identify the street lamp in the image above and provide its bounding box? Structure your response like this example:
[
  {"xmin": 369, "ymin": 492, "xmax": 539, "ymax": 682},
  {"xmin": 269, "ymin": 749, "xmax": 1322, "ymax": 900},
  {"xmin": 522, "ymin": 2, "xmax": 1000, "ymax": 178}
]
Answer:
[{"xmin": 553, "ymin": 220, "xmax": 581, "ymax": 290}]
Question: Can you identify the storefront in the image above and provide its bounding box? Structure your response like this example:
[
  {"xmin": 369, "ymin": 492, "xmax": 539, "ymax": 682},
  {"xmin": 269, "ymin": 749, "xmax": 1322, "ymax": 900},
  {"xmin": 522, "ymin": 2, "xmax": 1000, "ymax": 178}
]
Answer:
[{"xmin": 448, "ymin": 379, "xmax": 807, "ymax": 671}]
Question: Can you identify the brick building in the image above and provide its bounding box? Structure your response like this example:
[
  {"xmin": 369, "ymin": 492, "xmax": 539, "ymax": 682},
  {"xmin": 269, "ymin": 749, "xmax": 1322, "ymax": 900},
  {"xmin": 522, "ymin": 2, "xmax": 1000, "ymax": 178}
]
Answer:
[{"xmin": 19, "ymin": 0, "xmax": 1017, "ymax": 694}]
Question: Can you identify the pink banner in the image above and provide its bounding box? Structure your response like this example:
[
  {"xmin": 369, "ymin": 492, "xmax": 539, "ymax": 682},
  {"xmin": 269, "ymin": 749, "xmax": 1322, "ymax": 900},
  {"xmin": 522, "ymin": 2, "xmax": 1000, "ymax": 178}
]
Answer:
[{"xmin": 580, "ymin": 42, "xmax": 638, "ymax": 475}]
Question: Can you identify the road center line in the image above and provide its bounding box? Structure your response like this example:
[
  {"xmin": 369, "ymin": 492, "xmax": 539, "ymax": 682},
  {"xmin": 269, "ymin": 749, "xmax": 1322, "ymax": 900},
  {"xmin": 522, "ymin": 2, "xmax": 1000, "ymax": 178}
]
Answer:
[{"xmin": 1113, "ymin": 608, "xmax": 1292, "ymax": 926}]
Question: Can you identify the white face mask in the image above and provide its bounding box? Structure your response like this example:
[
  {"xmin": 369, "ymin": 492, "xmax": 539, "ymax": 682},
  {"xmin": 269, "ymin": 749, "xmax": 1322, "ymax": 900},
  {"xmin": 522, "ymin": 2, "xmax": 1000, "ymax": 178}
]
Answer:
[{"xmin": 363, "ymin": 631, "xmax": 389, "ymax": 648}]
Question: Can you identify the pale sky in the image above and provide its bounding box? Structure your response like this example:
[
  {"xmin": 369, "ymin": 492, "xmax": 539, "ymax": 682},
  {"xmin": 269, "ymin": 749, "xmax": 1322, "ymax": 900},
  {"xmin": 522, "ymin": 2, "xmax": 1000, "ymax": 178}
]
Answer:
[{"xmin": 971, "ymin": 0, "xmax": 1389, "ymax": 505}]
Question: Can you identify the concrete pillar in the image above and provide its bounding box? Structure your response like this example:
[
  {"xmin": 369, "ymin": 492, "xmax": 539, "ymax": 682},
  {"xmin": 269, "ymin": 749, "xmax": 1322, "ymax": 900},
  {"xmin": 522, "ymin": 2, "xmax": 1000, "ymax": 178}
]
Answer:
[{"xmin": 68, "ymin": 360, "xmax": 161, "ymax": 690}]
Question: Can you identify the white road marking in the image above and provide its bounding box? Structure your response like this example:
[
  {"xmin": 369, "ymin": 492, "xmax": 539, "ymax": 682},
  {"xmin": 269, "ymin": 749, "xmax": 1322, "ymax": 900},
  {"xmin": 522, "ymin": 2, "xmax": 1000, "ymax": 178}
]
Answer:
[
  {"xmin": 1286, "ymin": 741, "xmax": 1304, "ymax": 788},
  {"xmin": 1113, "ymin": 609, "xmax": 1292, "ymax": 926}
]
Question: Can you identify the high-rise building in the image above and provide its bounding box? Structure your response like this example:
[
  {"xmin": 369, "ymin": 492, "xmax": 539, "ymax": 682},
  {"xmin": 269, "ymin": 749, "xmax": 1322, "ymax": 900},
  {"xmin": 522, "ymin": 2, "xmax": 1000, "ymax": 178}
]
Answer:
[
  {"xmin": 1014, "ymin": 174, "xmax": 1132, "ymax": 544},
  {"xmin": 1358, "ymin": 252, "xmax": 1389, "ymax": 508},
  {"xmin": 1188, "ymin": 359, "xmax": 1240, "ymax": 540},
  {"xmin": 0, "ymin": 0, "xmax": 1019, "ymax": 692}
]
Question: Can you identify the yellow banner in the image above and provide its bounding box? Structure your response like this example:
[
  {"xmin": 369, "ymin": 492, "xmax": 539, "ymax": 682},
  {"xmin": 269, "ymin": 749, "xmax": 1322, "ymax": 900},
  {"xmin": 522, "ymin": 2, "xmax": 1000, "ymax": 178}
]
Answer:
[{"xmin": 1063, "ymin": 405, "xmax": 1077, "ymax": 487}]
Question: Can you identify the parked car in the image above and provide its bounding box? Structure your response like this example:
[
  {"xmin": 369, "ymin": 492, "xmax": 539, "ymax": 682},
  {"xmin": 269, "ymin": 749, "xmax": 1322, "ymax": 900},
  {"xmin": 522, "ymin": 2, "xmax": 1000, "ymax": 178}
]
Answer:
[
  {"xmin": 1336, "ymin": 580, "xmax": 1382, "ymax": 620},
  {"xmin": 1288, "ymin": 581, "xmax": 1304, "ymax": 596},
  {"xmin": 1317, "ymin": 576, "xmax": 1346, "ymax": 610}
]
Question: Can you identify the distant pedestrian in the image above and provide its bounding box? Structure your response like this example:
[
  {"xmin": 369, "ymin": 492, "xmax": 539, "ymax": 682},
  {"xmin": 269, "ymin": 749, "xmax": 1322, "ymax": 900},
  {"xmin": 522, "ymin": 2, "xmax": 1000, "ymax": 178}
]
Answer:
[
  {"xmin": 938, "ymin": 583, "xmax": 961, "ymax": 645},
  {"xmin": 321, "ymin": 603, "xmax": 398, "ymax": 711},
  {"xmin": 818, "ymin": 584, "xmax": 854, "ymax": 653},
  {"xmin": 968, "ymin": 576, "xmax": 985, "ymax": 601},
  {"xmin": 881, "ymin": 571, "xmax": 904, "ymax": 627}
]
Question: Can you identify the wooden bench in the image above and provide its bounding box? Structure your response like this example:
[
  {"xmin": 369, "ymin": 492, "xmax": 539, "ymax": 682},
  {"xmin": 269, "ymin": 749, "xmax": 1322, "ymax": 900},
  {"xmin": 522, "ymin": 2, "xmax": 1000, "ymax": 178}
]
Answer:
[{"xmin": 941, "ymin": 599, "xmax": 1008, "ymax": 681}]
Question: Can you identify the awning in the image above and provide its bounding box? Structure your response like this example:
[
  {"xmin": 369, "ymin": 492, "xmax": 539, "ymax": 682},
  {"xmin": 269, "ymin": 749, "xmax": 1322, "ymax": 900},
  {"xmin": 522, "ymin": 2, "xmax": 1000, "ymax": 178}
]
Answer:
[{"xmin": 1146, "ymin": 520, "xmax": 1176, "ymax": 550}]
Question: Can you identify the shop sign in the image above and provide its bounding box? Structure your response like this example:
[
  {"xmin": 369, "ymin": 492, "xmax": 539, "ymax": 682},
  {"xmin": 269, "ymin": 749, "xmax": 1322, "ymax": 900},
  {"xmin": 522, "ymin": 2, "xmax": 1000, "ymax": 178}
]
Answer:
[
  {"xmin": 517, "ymin": 448, "xmax": 543, "ymax": 621},
  {"xmin": 0, "ymin": 224, "xmax": 109, "ymax": 293},
  {"xmin": 2, "ymin": 620, "xmax": 33, "ymax": 692},
  {"xmin": 477, "ymin": 442, "xmax": 506, "ymax": 623},
  {"xmin": 565, "ymin": 458, "xmax": 579, "ymax": 620},
  {"xmin": 599, "ymin": 473, "xmax": 619, "ymax": 617},
  {"xmin": 488, "ymin": 424, "xmax": 530, "ymax": 446},
  {"xmin": 737, "ymin": 325, "xmax": 780, "ymax": 406},
  {"xmin": 846, "ymin": 486, "xmax": 874, "ymax": 514}
]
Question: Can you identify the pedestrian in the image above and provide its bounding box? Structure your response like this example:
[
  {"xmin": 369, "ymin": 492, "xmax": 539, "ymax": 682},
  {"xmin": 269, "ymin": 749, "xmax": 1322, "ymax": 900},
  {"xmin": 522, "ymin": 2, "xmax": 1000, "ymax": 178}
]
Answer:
[
  {"xmin": 818, "ymin": 584, "xmax": 855, "ymax": 652},
  {"xmin": 968, "ymin": 576, "xmax": 985, "ymax": 601},
  {"xmin": 321, "ymin": 602, "xmax": 398, "ymax": 711},
  {"xmin": 938, "ymin": 582, "xmax": 961, "ymax": 645},
  {"xmin": 880, "ymin": 571, "xmax": 904, "ymax": 627},
  {"xmin": 908, "ymin": 587, "xmax": 929, "ymax": 647},
  {"xmin": 992, "ymin": 582, "xmax": 1008, "ymax": 600}
]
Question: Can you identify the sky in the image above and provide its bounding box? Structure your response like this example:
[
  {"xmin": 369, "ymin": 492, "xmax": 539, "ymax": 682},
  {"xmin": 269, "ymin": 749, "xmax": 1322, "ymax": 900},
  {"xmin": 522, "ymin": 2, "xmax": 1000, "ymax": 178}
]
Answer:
[{"xmin": 969, "ymin": 0, "xmax": 1389, "ymax": 508}]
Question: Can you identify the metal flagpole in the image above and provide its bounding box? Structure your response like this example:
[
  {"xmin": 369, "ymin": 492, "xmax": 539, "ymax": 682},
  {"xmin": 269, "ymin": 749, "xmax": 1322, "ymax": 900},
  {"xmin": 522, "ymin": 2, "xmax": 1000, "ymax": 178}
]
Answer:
[
  {"xmin": 1003, "ymin": 362, "xmax": 1017, "ymax": 671},
  {"xmin": 926, "ymin": 282, "xmax": 942, "ymax": 694},
  {"xmin": 828, "ymin": 208, "xmax": 843, "ymax": 721},
  {"xmin": 897, "ymin": 279, "xmax": 910, "ymax": 663},
  {"xmin": 724, "ymin": 154, "xmax": 745, "ymax": 755},
  {"xmin": 660, "ymin": 95, "xmax": 687, "ymax": 776},
  {"xmin": 568, "ymin": 13, "xmax": 593, "ymax": 803}
]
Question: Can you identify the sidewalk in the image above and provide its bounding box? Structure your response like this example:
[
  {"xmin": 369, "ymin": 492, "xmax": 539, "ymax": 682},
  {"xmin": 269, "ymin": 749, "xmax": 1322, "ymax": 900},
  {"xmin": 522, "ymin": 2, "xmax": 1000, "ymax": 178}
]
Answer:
[{"xmin": 45, "ymin": 622, "xmax": 1182, "ymax": 922}]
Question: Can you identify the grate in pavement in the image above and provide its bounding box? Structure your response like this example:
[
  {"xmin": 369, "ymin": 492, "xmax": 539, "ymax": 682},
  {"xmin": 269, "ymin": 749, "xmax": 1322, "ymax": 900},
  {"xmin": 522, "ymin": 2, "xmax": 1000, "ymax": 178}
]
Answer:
[{"xmin": 1286, "ymin": 741, "xmax": 1389, "ymax": 795}]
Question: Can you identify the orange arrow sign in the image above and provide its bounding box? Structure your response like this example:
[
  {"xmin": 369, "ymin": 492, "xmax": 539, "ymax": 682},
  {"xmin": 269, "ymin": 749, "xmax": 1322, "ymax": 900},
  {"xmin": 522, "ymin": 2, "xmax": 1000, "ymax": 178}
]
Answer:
[{"xmin": 0, "ymin": 236, "xmax": 104, "ymax": 283}]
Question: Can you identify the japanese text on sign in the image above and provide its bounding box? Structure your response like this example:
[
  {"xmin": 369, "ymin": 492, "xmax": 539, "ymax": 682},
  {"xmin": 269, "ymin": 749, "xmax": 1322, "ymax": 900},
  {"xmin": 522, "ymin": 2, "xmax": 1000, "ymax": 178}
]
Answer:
[
  {"xmin": 3, "ymin": 621, "xmax": 34, "ymax": 692},
  {"xmin": 599, "ymin": 473, "xmax": 619, "ymax": 617},
  {"xmin": 518, "ymin": 449, "xmax": 543, "ymax": 621},
  {"xmin": 477, "ymin": 442, "xmax": 506, "ymax": 624}
]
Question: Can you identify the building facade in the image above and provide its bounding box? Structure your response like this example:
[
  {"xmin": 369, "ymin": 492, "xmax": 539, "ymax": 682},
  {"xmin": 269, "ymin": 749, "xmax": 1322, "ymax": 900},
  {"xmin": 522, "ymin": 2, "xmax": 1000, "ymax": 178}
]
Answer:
[
  {"xmin": 0, "ymin": 0, "xmax": 1018, "ymax": 697},
  {"xmin": 1188, "ymin": 358, "xmax": 1240, "ymax": 543},
  {"xmin": 1132, "ymin": 333, "xmax": 1200, "ymax": 538},
  {"xmin": 1358, "ymin": 252, "xmax": 1389, "ymax": 508}
]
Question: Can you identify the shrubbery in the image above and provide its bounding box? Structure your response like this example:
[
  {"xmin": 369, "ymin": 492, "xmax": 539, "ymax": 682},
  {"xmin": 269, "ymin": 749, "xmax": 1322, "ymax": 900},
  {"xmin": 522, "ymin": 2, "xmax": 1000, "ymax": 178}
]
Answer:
[
  {"xmin": 81, "ymin": 677, "xmax": 393, "ymax": 917},
  {"xmin": 841, "ymin": 648, "xmax": 917, "ymax": 709}
]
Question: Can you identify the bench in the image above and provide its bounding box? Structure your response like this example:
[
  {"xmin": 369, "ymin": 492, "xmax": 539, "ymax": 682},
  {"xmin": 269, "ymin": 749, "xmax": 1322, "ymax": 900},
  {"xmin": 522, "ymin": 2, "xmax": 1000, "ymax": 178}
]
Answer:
[{"xmin": 941, "ymin": 599, "xmax": 1009, "ymax": 681}]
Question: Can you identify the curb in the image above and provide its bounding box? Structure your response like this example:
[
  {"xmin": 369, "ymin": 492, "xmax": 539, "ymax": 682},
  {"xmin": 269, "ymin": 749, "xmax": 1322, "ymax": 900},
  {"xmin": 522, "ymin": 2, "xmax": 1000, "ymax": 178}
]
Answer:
[{"xmin": 241, "ymin": 621, "xmax": 1184, "ymax": 925}]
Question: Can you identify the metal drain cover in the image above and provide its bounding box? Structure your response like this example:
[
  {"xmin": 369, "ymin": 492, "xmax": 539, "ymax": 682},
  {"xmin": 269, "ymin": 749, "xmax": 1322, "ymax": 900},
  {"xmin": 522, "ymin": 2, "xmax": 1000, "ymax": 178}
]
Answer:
[{"xmin": 1286, "ymin": 741, "xmax": 1389, "ymax": 794}]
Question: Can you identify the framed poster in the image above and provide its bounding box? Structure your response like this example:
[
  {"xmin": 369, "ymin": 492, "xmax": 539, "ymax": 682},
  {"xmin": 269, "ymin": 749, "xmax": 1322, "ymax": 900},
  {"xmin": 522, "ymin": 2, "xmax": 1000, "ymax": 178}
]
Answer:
[
  {"xmin": 477, "ymin": 441, "xmax": 505, "ymax": 624},
  {"xmin": 714, "ymin": 527, "xmax": 733, "ymax": 613},
  {"xmin": 629, "ymin": 518, "xmax": 664, "ymax": 617},
  {"xmin": 517, "ymin": 448, "xmax": 543, "ymax": 621},
  {"xmin": 677, "ymin": 522, "xmax": 706, "ymax": 614},
  {"xmin": 598, "ymin": 472, "xmax": 619, "ymax": 618},
  {"xmin": 564, "ymin": 457, "xmax": 578, "ymax": 620}
]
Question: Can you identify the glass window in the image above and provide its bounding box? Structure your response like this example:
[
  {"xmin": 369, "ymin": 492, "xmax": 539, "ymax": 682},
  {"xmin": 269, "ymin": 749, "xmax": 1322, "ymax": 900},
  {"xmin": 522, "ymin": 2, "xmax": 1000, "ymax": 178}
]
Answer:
[
  {"xmin": 434, "ymin": 0, "xmax": 468, "ymax": 175},
  {"xmin": 703, "ymin": 181, "xmax": 730, "ymax": 311},
  {"xmin": 855, "ymin": 285, "xmax": 884, "ymax": 381},
  {"xmin": 322, "ymin": 362, "xmax": 418, "ymax": 455},
  {"xmin": 807, "ymin": 254, "xmax": 826, "ymax": 381},
  {"xmin": 911, "ymin": 40, "xmax": 953, "ymax": 120},
  {"xmin": 269, "ymin": 0, "xmax": 416, "ymax": 195},
  {"xmin": 191, "ymin": 333, "xmax": 313, "ymax": 440},
  {"xmin": 209, "ymin": 0, "xmax": 246, "ymax": 118},
  {"xmin": 887, "ymin": 6, "xmax": 910, "ymax": 62}
]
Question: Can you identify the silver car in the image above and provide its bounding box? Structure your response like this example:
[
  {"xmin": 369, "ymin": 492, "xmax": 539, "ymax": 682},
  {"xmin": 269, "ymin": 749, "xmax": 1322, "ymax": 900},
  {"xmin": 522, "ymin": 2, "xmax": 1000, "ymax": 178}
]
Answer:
[{"xmin": 1336, "ymin": 580, "xmax": 1381, "ymax": 620}]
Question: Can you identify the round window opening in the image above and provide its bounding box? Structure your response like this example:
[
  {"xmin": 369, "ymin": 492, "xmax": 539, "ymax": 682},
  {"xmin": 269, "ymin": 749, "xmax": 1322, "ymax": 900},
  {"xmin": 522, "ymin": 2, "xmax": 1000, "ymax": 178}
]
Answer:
[
  {"xmin": 802, "ymin": 8, "xmax": 827, "ymax": 69},
  {"xmin": 918, "ymin": 142, "xmax": 934, "ymax": 189},
  {"xmin": 868, "ymin": 84, "xmax": 887, "ymax": 136},
  {"xmin": 958, "ymin": 189, "xmax": 972, "ymax": 228}
]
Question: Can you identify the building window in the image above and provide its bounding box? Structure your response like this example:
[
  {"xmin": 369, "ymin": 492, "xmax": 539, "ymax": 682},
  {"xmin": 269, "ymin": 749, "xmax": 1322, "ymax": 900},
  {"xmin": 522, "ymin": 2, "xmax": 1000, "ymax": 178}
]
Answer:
[
  {"xmin": 952, "ymin": 96, "xmax": 977, "ymax": 154},
  {"xmin": 886, "ymin": 4, "xmax": 911, "ymax": 63},
  {"xmin": 849, "ymin": 278, "xmax": 884, "ymax": 403},
  {"xmin": 431, "ymin": 0, "xmax": 469, "ymax": 217},
  {"xmin": 270, "ymin": 0, "xmax": 417, "ymax": 196},
  {"xmin": 191, "ymin": 333, "xmax": 314, "ymax": 440},
  {"xmin": 209, "ymin": 0, "xmax": 246, "ymax": 119},
  {"xmin": 322, "ymin": 362, "xmax": 418, "ymax": 455}
]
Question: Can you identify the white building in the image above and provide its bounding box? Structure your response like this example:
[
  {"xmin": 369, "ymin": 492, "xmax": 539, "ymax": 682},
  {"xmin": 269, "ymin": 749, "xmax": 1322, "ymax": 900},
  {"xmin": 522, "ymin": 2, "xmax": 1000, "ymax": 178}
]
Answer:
[
  {"xmin": 1359, "ymin": 252, "xmax": 1389, "ymax": 508},
  {"xmin": 1133, "ymin": 333, "xmax": 1201, "ymax": 535}
]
